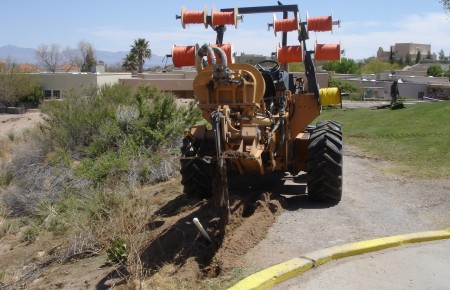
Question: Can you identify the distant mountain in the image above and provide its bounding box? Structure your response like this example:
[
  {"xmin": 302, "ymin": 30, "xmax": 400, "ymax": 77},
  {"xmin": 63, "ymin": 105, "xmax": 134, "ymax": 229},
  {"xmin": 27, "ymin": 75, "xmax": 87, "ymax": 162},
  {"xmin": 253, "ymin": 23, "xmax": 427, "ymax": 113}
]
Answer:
[
  {"xmin": 0, "ymin": 45, "xmax": 37, "ymax": 63},
  {"xmin": 0, "ymin": 45, "xmax": 168, "ymax": 68}
]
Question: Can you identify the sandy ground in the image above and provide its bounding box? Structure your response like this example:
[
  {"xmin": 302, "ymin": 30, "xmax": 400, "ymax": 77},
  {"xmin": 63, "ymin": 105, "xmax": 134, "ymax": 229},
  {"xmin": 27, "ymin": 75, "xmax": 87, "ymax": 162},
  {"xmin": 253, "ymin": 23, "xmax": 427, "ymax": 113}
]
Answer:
[{"xmin": 0, "ymin": 111, "xmax": 43, "ymax": 141}]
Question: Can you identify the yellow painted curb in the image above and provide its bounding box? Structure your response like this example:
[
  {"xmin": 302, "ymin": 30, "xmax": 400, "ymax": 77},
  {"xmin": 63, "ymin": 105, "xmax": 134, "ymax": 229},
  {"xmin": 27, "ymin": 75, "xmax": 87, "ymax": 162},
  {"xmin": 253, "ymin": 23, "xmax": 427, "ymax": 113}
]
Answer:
[
  {"xmin": 228, "ymin": 258, "xmax": 313, "ymax": 290},
  {"xmin": 228, "ymin": 228, "xmax": 450, "ymax": 290}
]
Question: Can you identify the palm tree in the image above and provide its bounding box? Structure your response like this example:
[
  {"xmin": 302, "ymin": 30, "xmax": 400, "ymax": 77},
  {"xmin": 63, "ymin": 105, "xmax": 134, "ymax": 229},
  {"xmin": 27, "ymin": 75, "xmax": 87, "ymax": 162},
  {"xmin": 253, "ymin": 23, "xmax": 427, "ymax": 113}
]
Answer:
[
  {"xmin": 130, "ymin": 38, "xmax": 151, "ymax": 73},
  {"xmin": 122, "ymin": 53, "xmax": 138, "ymax": 72}
]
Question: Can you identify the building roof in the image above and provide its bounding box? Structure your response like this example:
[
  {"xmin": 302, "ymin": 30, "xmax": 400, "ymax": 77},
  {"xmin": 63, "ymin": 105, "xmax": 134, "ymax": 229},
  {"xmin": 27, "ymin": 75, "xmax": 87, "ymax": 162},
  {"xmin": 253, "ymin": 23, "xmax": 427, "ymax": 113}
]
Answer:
[
  {"xmin": 17, "ymin": 63, "xmax": 40, "ymax": 72},
  {"xmin": 55, "ymin": 64, "xmax": 80, "ymax": 72}
]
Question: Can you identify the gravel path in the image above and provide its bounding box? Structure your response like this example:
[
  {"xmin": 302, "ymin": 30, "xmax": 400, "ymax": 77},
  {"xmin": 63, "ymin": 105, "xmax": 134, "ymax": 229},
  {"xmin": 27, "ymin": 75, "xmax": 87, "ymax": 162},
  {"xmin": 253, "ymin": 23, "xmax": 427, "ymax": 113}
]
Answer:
[{"xmin": 242, "ymin": 145, "xmax": 450, "ymax": 268}]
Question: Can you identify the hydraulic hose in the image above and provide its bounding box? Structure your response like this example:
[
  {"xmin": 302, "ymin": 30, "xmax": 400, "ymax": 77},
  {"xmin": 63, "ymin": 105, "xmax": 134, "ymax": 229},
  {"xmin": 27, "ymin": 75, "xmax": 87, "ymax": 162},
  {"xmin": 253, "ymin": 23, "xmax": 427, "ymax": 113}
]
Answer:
[{"xmin": 195, "ymin": 44, "xmax": 228, "ymax": 77}]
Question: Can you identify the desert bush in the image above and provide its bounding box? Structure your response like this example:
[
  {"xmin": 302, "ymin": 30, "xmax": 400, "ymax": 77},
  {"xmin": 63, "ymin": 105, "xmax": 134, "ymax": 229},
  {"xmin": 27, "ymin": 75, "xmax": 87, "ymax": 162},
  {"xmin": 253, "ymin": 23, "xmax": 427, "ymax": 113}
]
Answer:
[
  {"xmin": 21, "ymin": 223, "xmax": 39, "ymax": 244},
  {"xmin": 0, "ymin": 73, "xmax": 43, "ymax": 107},
  {"xmin": 107, "ymin": 237, "xmax": 128, "ymax": 264},
  {"xmin": 39, "ymin": 84, "xmax": 201, "ymax": 187},
  {"xmin": 1, "ymin": 84, "xmax": 202, "ymax": 281},
  {"xmin": 3, "ymin": 128, "xmax": 83, "ymax": 216},
  {"xmin": 0, "ymin": 162, "xmax": 13, "ymax": 190}
]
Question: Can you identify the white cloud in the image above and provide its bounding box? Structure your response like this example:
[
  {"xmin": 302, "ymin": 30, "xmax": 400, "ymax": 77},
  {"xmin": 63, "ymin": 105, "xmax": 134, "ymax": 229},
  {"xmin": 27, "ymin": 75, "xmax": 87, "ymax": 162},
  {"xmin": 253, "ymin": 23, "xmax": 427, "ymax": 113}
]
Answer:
[
  {"xmin": 335, "ymin": 12, "xmax": 450, "ymax": 59},
  {"xmin": 82, "ymin": 12, "xmax": 450, "ymax": 61}
]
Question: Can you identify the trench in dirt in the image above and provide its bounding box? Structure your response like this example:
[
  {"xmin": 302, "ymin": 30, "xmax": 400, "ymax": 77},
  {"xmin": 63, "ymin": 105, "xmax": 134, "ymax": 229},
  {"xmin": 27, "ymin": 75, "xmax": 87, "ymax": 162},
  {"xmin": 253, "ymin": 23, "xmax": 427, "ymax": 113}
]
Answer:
[
  {"xmin": 140, "ymin": 173, "xmax": 343, "ymax": 285},
  {"xmin": 100, "ymin": 174, "xmax": 322, "ymax": 286}
]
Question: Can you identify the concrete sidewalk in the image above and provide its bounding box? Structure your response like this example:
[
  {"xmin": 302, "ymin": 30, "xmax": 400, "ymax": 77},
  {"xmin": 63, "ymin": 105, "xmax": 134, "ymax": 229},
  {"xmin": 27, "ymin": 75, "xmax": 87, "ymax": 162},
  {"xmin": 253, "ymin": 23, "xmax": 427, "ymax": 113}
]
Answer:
[
  {"xmin": 275, "ymin": 239, "xmax": 450, "ymax": 290},
  {"xmin": 229, "ymin": 229, "xmax": 450, "ymax": 290}
]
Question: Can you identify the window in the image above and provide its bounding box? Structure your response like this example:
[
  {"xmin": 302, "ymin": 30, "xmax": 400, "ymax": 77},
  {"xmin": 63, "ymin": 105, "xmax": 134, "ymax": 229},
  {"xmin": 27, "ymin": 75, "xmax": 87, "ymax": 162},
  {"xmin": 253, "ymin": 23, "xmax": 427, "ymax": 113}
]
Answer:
[
  {"xmin": 53, "ymin": 90, "xmax": 61, "ymax": 99},
  {"xmin": 44, "ymin": 90, "xmax": 52, "ymax": 99}
]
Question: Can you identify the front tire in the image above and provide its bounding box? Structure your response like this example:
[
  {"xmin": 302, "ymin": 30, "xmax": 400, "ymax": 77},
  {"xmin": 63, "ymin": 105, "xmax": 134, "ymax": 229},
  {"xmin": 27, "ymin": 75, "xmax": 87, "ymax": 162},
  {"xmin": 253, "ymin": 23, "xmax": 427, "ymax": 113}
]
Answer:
[{"xmin": 307, "ymin": 121, "xmax": 343, "ymax": 203}]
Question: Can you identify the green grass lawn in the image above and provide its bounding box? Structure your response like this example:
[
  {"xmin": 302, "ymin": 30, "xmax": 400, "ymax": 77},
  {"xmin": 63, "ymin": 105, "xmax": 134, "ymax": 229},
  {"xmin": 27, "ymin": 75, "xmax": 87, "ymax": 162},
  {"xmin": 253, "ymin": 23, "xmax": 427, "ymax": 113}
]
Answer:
[{"xmin": 315, "ymin": 102, "xmax": 450, "ymax": 179}]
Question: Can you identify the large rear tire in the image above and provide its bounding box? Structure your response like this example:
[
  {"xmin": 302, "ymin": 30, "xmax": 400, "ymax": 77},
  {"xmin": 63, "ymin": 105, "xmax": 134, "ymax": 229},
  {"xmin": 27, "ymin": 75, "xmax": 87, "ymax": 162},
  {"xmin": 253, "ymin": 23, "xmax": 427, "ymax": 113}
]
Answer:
[
  {"xmin": 307, "ymin": 121, "xmax": 343, "ymax": 203},
  {"xmin": 180, "ymin": 157, "xmax": 215, "ymax": 199}
]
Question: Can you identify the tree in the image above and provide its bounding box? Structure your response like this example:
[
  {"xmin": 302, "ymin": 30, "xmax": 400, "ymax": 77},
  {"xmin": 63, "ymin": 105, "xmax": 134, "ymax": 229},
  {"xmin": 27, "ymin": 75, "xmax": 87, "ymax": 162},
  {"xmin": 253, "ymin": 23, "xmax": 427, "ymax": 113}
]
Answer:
[
  {"xmin": 438, "ymin": 49, "xmax": 445, "ymax": 61},
  {"xmin": 426, "ymin": 51, "xmax": 432, "ymax": 60},
  {"xmin": 389, "ymin": 47, "xmax": 394, "ymax": 64},
  {"xmin": 37, "ymin": 42, "xmax": 97, "ymax": 73},
  {"xmin": 415, "ymin": 51, "xmax": 421, "ymax": 64},
  {"xmin": 405, "ymin": 54, "xmax": 412, "ymax": 65},
  {"xmin": 78, "ymin": 41, "xmax": 97, "ymax": 72},
  {"xmin": 36, "ymin": 43, "xmax": 79, "ymax": 72},
  {"xmin": 427, "ymin": 64, "xmax": 444, "ymax": 77},
  {"xmin": 129, "ymin": 38, "xmax": 151, "ymax": 73},
  {"xmin": 36, "ymin": 44, "xmax": 63, "ymax": 72},
  {"xmin": 122, "ymin": 53, "xmax": 138, "ymax": 72},
  {"xmin": 322, "ymin": 58, "xmax": 358, "ymax": 74},
  {"xmin": 398, "ymin": 55, "xmax": 404, "ymax": 66}
]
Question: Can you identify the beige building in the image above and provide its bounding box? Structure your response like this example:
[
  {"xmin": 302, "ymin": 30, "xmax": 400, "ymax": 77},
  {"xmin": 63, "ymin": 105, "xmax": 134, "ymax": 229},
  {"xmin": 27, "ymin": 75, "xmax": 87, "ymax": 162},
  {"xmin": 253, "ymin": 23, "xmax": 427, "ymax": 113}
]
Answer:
[
  {"xmin": 377, "ymin": 43, "xmax": 434, "ymax": 61},
  {"xmin": 121, "ymin": 70, "xmax": 198, "ymax": 98},
  {"xmin": 39, "ymin": 72, "xmax": 132, "ymax": 99}
]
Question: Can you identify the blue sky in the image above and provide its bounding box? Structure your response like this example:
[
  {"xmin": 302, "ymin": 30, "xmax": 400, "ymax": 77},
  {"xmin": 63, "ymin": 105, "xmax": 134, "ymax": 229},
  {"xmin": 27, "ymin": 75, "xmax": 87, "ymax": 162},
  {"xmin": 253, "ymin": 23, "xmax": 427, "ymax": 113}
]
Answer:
[{"xmin": 1, "ymin": 0, "xmax": 449, "ymax": 60}]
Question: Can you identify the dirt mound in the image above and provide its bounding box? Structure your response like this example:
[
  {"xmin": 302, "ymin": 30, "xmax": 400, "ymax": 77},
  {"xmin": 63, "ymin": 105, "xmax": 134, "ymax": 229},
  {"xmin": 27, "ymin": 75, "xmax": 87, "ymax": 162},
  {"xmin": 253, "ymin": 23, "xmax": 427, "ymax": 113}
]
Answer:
[{"xmin": 135, "ymin": 189, "xmax": 284, "ymax": 285}]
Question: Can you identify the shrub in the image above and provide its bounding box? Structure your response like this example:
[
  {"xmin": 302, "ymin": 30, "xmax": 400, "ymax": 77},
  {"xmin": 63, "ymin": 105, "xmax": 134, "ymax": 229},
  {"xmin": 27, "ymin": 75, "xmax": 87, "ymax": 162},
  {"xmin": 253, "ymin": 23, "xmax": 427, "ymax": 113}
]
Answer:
[
  {"xmin": 4, "ymin": 84, "xmax": 202, "ymax": 216},
  {"xmin": 427, "ymin": 64, "xmax": 444, "ymax": 77},
  {"xmin": 107, "ymin": 237, "xmax": 128, "ymax": 264},
  {"xmin": 1, "ymin": 84, "xmax": 203, "ymax": 281},
  {"xmin": 0, "ymin": 73, "xmax": 43, "ymax": 107},
  {"xmin": 22, "ymin": 224, "xmax": 39, "ymax": 244},
  {"xmin": 322, "ymin": 58, "xmax": 359, "ymax": 74},
  {"xmin": 70, "ymin": 91, "xmax": 197, "ymax": 186},
  {"xmin": 328, "ymin": 78, "xmax": 362, "ymax": 94},
  {"xmin": 3, "ymin": 129, "xmax": 80, "ymax": 216}
]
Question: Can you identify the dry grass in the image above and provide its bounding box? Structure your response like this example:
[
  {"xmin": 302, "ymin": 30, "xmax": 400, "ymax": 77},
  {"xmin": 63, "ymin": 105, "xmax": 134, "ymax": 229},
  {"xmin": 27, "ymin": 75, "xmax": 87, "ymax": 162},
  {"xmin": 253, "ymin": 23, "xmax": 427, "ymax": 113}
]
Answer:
[{"xmin": 0, "ymin": 85, "xmax": 204, "ymax": 288}]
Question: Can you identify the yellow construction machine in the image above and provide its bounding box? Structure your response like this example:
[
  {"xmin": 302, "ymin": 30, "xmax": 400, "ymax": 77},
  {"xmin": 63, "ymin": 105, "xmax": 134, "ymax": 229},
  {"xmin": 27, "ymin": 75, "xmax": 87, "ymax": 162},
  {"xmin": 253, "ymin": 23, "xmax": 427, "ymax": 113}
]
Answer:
[{"xmin": 175, "ymin": 3, "xmax": 343, "ymax": 210}]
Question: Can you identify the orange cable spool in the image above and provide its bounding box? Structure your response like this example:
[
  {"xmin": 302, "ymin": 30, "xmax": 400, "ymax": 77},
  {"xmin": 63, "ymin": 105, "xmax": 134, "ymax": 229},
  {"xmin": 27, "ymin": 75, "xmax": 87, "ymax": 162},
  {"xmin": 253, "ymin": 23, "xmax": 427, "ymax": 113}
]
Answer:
[
  {"xmin": 307, "ymin": 15, "xmax": 333, "ymax": 32},
  {"xmin": 208, "ymin": 43, "xmax": 234, "ymax": 65},
  {"xmin": 272, "ymin": 12, "xmax": 300, "ymax": 36},
  {"xmin": 172, "ymin": 45, "xmax": 196, "ymax": 67},
  {"xmin": 211, "ymin": 7, "xmax": 239, "ymax": 28},
  {"xmin": 275, "ymin": 19, "xmax": 299, "ymax": 32},
  {"xmin": 315, "ymin": 43, "xmax": 341, "ymax": 61},
  {"xmin": 277, "ymin": 45, "xmax": 303, "ymax": 63},
  {"xmin": 180, "ymin": 6, "xmax": 208, "ymax": 29}
]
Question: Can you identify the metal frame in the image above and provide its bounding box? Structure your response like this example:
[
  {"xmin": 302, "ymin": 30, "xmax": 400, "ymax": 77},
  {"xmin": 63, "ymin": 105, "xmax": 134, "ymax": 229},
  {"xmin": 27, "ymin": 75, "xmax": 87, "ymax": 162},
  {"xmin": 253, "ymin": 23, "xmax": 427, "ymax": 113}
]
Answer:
[{"xmin": 219, "ymin": 5, "xmax": 301, "ymax": 46}]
